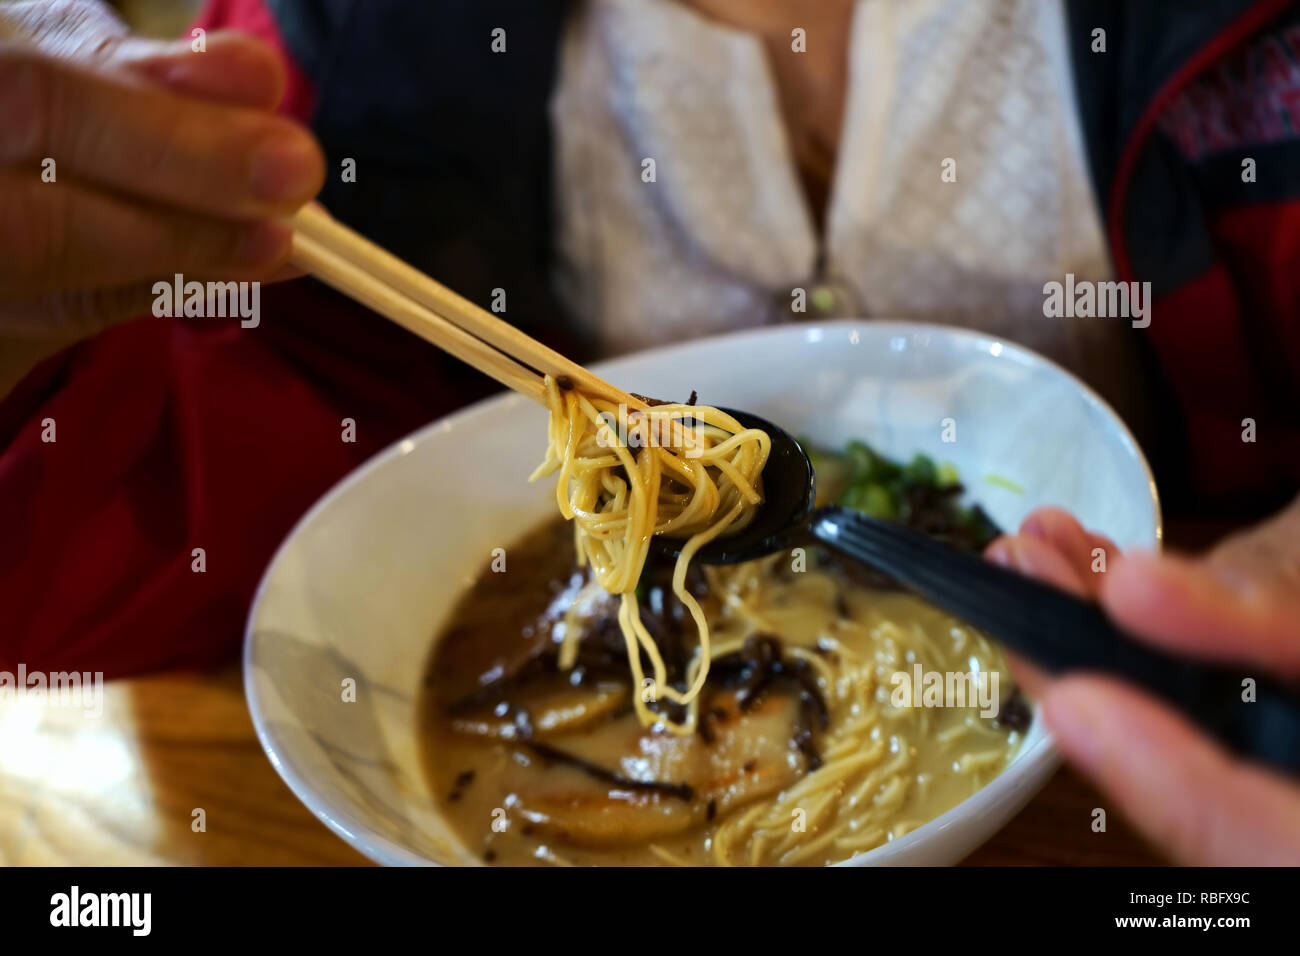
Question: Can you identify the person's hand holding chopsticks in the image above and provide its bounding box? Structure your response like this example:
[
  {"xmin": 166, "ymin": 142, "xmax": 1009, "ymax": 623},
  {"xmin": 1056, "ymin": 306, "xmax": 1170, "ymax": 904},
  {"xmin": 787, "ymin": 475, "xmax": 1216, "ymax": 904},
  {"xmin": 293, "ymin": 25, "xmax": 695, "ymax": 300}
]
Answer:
[
  {"xmin": 0, "ymin": 0, "xmax": 324, "ymax": 352},
  {"xmin": 986, "ymin": 498, "xmax": 1300, "ymax": 865}
]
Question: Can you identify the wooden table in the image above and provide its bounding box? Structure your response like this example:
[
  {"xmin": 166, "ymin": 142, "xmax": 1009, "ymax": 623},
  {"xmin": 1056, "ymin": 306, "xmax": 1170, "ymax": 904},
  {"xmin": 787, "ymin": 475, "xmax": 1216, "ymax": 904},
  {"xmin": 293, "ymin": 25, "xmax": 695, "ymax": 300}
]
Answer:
[
  {"xmin": 4, "ymin": 521, "xmax": 1237, "ymax": 866},
  {"xmin": 0, "ymin": 661, "xmax": 1164, "ymax": 866},
  {"xmin": 11, "ymin": 525, "xmax": 1233, "ymax": 867}
]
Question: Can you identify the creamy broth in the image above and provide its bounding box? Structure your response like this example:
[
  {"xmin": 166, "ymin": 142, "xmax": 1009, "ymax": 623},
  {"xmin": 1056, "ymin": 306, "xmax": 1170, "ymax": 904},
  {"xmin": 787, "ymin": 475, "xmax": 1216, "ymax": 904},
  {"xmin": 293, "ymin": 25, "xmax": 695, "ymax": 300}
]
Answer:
[{"xmin": 419, "ymin": 519, "xmax": 1025, "ymax": 866}]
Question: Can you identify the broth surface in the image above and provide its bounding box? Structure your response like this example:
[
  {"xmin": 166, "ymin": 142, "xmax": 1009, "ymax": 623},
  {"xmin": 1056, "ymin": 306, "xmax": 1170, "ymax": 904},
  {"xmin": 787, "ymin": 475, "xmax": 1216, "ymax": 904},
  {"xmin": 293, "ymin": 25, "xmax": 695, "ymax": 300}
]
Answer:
[{"xmin": 420, "ymin": 519, "xmax": 1023, "ymax": 866}]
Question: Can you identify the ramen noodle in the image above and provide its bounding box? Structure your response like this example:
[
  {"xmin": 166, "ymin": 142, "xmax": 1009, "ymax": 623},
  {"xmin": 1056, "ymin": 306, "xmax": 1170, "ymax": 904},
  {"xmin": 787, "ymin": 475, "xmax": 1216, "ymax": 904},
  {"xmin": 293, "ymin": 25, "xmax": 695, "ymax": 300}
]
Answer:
[
  {"xmin": 529, "ymin": 375, "xmax": 770, "ymax": 735},
  {"xmin": 420, "ymin": 515, "xmax": 1026, "ymax": 866}
]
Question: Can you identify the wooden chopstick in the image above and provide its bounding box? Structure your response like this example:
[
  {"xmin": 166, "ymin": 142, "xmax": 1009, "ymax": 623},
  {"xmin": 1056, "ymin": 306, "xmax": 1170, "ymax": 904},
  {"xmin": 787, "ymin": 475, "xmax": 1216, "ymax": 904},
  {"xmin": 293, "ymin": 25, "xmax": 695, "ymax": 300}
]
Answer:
[
  {"xmin": 291, "ymin": 231, "xmax": 546, "ymax": 403},
  {"xmin": 289, "ymin": 205, "xmax": 645, "ymax": 410}
]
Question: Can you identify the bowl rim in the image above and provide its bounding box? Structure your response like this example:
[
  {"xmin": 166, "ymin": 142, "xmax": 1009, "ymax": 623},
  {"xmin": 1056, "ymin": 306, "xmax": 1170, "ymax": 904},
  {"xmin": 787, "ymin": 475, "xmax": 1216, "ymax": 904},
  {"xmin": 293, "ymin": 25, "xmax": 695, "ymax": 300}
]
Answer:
[{"xmin": 244, "ymin": 317, "xmax": 1162, "ymax": 866}]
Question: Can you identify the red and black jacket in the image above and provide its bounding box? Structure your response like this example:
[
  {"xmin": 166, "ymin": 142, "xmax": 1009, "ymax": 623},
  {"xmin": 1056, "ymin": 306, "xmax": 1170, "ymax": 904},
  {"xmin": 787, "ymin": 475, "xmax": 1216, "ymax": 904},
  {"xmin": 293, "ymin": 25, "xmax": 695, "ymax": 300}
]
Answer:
[
  {"xmin": 1, "ymin": 0, "xmax": 1297, "ymax": 676},
  {"xmin": 1068, "ymin": 0, "xmax": 1300, "ymax": 505}
]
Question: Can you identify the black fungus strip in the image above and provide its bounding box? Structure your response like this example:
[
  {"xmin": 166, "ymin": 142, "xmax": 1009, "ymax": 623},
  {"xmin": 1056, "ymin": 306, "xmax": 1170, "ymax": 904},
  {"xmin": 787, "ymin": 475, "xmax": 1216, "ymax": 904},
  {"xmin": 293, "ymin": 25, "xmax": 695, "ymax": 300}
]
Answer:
[
  {"xmin": 629, "ymin": 389, "xmax": 700, "ymax": 408},
  {"xmin": 523, "ymin": 740, "xmax": 695, "ymax": 801},
  {"xmin": 792, "ymin": 696, "xmax": 823, "ymax": 772},
  {"xmin": 629, "ymin": 392, "xmax": 670, "ymax": 407},
  {"xmin": 706, "ymin": 634, "xmax": 829, "ymax": 768},
  {"xmin": 996, "ymin": 687, "xmax": 1032, "ymax": 732},
  {"xmin": 447, "ymin": 767, "xmax": 477, "ymax": 802},
  {"xmin": 735, "ymin": 635, "xmax": 779, "ymax": 711},
  {"xmin": 835, "ymin": 590, "xmax": 852, "ymax": 619},
  {"xmin": 696, "ymin": 706, "xmax": 728, "ymax": 745},
  {"xmin": 789, "ymin": 658, "xmax": 830, "ymax": 730},
  {"xmin": 445, "ymin": 651, "xmax": 559, "ymax": 713},
  {"xmin": 447, "ymin": 587, "xmax": 831, "ymax": 778}
]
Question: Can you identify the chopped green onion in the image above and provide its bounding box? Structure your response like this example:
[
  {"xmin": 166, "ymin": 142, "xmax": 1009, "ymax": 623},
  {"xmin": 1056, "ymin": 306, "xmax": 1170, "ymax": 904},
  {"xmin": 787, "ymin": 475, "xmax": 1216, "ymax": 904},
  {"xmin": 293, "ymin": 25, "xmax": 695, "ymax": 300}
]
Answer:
[
  {"xmin": 984, "ymin": 473, "xmax": 1025, "ymax": 495},
  {"xmin": 903, "ymin": 454, "xmax": 937, "ymax": 486},
  {"xmin": 841, "ymin": 481, "xmax": 896, "ymax": 519}
]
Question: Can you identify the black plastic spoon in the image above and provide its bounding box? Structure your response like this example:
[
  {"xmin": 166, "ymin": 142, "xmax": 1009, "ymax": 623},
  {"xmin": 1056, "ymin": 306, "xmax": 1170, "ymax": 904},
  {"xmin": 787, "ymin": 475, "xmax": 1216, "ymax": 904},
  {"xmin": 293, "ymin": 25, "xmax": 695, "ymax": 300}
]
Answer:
[{"xmin": 650, "ymin": 409, "xmax": 1300, "ymax": 773}]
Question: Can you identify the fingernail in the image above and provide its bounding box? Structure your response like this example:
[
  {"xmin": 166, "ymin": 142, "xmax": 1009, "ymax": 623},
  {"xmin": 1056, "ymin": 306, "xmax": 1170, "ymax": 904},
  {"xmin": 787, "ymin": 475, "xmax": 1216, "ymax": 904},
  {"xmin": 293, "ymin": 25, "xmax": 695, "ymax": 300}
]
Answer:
[
  {"xmin": 236, "ymin": 221, "xmax": 292, "ymax": 266},
  {"xmin": 250, "ymin": 132, "xmax": 320, "ymax": 202},
  {"xmin": 991, "ymin": 539, "xmax": 1030, "ymax": 572},
  {"xmin": 120, "ymin": 40, "xmax": 194, "ymax": 76},
  {"xmin": 158, "ymin": 57, "xmax": 205, "ymax": 88},
  {"xmin": 1021, "ymin": 516, "xmax": 1047, "ymax": 541},
  {"xmin": 985, "ymin": 540, "xmax": 1013, "ymax": 568}
]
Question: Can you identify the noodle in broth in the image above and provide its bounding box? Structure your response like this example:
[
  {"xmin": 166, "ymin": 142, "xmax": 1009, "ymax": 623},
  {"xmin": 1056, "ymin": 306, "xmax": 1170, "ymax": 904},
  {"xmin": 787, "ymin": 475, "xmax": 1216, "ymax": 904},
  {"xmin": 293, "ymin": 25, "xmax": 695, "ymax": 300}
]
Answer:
[
  {"xmin": 418, "ymin": 400, "xmax": 1024, "ymax": 866},
  {"xmin": 420, "ymin": 527, "xmax": 1025, "ymax": 867},
  {"xmin": 530, "ymin": 375, "xmax": 770, "ymax": 735}
]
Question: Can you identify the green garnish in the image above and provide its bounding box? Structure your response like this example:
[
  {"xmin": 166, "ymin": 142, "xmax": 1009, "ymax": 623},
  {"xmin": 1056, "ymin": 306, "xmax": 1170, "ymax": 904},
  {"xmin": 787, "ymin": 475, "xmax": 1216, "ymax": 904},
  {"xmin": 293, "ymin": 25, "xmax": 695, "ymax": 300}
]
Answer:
[
  {"xmin": 984, "ymin": 474, "xmax": 1025, "ymax": 495},
  {"xmin": 902, "ymin": 454, "xmax": 937, "ymax": 486},
  {"xmin": 841, "ymin": 481, "xmax": 896, "ymax": 519}
]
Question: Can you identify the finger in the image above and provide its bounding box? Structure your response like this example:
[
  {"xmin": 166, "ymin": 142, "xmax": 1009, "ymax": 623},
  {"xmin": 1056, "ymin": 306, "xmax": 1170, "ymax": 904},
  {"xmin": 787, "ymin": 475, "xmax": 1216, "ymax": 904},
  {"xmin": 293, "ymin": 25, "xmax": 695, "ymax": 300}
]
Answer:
[
  {"xmin": 1100, "ymin": 550, "xmax": 1300, "ymax": 677},
  {"xmin": 985, "ymin": 533, "xmax": 1092, "ymax": 597},
  {"xmin": 2, "ymin": 280, "xmax": 160, "ymax": 339},
  {"xmin": 1004, "ymin": 649, "xmax": 1051, "ymax": 700},
  {"xmin": 1204, "ymin": 491, "xmax": 1300, "ymax": 595},
  {"xmin": 269, "ymin": 262, "xmax": 307, "ymax": 282},
  {"xmin": 113, "ymin": 31, "xmax": 285, "ymax": 110},
  {"xmin": 0, "ymin": 171, "xmax": 292, "ymax": 298},
  {"xmin": 1019, "ymin": 506, "xmax": 1118, "ymax": 594},
  {"xmin": 1043, "ymin": 675, "xmax": 1300, "ymax": 864},
  {"xmin": 4, "ymin": 264, "xmax": 307, "ymax": 340},
  {"xmin": 0, "ymin": 46, "xmax": 324, "ymax": 219}
]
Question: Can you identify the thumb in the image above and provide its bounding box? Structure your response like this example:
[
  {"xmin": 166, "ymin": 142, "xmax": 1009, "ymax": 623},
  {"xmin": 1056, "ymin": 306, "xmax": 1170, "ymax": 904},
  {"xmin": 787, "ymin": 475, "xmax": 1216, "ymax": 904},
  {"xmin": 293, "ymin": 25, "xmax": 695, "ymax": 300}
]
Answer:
[
  {"xmin": 1044, "ymin": 674, "xmax": 1300, "ymax": 864},
  {"xmin": 112, "ymin": 31, "xmax": 287, "ymax": 110},
  {"xmin": 1101, "ymin": 553, "xmax": 1300, "ymax": 679},
  {"xmin": 1100, "ymin": 493, "xmax": 1300, "ymax": 677}
]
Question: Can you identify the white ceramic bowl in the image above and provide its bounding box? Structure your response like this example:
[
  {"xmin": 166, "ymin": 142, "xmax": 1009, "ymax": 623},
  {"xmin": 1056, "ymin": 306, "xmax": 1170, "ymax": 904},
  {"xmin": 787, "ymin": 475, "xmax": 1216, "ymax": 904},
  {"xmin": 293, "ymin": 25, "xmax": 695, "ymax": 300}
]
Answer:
[{"xmin": 245, "ymin": 319, "xmax": 1161, "ymax": 866}]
